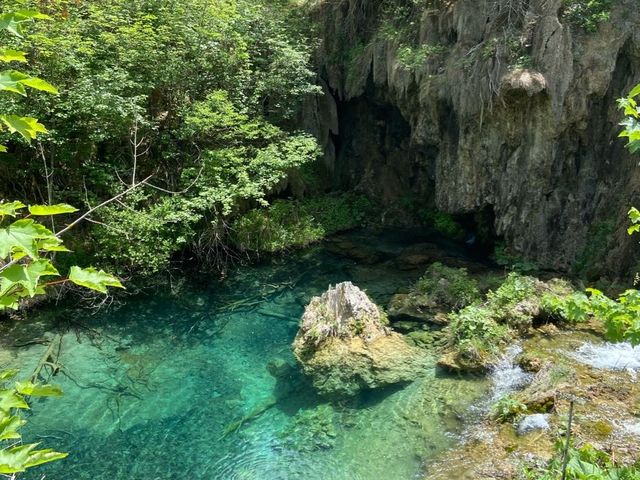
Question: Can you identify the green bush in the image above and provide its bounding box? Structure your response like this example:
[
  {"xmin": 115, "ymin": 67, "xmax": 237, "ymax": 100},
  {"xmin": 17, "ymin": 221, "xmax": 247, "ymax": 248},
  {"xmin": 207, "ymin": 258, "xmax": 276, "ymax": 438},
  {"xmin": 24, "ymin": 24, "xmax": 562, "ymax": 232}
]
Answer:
[
  {"xmin": 397, "ymin": 43, "xmax": 446, "ymax": 71},
  {"xmin": 420, "ymin": 210, "xmax": 465, "ymax": 240},
  {"xmin": 491, "ymin": 395, "xmax": 528, "ymax": 423},
  {"xmin": 561, "ymin": 0, "xmax": 613, "ymax": 33},
  {"xmin": 493, "ymin": 243, "xmax": 539, "ymax": 274},
  {"xmin": 232, "ymin": 194, "xmax": 374, "ymax": 253},
  {"xmin": 525, "ymin": 443, "xmax": 640, "ymax": 479},
  {"xmin": 415, "ymin": 262, "xmax": 481, "ymax": 311},
  {"xmin": 448, "ymin": 304, "xmax": 510, "ymax": 353}
]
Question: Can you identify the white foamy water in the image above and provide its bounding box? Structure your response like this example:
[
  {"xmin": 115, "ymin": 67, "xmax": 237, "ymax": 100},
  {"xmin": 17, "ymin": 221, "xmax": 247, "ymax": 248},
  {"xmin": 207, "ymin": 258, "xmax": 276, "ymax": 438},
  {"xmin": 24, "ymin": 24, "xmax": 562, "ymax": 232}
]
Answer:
[
  {"xmin": 490, "ymin": 345, "xmax": 533, "ymax": 402},
  {"xmin": 570, "ymin": 342, "xmax": 640, "ymax": 371}
]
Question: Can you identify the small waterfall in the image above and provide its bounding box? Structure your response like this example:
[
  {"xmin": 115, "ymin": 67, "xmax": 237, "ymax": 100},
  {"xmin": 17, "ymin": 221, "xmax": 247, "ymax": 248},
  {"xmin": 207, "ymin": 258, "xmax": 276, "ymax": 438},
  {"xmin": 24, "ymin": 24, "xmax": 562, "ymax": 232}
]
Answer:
[
  {"xmin": 570, "ymin": 342, "xmax": 640, "ymax": 372},
  {"xmin": 462, "ymin": 344, "xmax": 534, "ymax": 439},
  {"xmin": 489, "ymin": 345, "xmax": 533, "ymax": 403}
]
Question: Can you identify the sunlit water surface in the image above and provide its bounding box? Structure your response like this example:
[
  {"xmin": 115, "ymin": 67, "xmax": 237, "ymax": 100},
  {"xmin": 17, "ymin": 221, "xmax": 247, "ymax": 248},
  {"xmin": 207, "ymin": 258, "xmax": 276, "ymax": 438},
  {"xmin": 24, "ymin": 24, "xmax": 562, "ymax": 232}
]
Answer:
[{"xmin": 1, "ymin": 232, "xmax": 493, "ymax": 480}]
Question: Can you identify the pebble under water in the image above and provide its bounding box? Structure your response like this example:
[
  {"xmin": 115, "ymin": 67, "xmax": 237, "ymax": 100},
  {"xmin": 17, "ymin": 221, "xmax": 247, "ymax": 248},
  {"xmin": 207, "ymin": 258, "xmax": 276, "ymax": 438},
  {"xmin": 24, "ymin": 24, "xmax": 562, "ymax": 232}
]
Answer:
[{"xmin": 1, "ymin": 231, "xmax": 492, "ymax": 480}]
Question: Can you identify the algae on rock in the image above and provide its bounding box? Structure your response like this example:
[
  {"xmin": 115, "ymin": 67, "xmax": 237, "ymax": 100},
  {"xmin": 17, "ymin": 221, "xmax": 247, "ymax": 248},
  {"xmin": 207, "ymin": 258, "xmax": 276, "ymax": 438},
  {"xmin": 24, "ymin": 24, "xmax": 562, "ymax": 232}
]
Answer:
[{"xmin": 293, "ymin": 282, "xmax": 429, "ymax": 396}]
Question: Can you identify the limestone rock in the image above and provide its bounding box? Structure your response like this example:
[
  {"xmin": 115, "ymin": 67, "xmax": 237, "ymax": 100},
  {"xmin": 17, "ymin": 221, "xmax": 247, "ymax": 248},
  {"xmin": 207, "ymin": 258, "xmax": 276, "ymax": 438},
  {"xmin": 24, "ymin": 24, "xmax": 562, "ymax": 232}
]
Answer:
[
  {"xmin": 307, "ymin": 0, "xmax": 640, "ymax": 278},
  {"xmin": 293, "ymin": 282, "xmax": 428, "ymax": 396}
]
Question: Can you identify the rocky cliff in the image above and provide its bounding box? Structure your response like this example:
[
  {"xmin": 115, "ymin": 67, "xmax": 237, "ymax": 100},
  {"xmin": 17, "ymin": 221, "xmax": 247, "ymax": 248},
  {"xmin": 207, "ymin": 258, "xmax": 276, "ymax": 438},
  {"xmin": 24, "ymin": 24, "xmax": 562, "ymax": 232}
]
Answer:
[{"xmin": 303, "ymin": 0, "xmax": 640, "ymax": 280}]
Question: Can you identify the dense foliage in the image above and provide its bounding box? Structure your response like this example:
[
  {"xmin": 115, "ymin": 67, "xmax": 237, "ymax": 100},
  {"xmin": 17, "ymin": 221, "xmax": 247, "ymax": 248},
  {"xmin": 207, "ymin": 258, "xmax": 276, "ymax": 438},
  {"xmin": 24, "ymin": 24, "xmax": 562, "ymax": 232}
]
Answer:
[
  {"xmin": 525, "ymin": 443, "xmax": 640, "ymax": 480},
  {"xmin": 0, "ymin": 0, "xmax": 322, "ymax": 276},
  {"xmin": 0, "ymin": 370, "xmax": 67, "ymax": 475}
]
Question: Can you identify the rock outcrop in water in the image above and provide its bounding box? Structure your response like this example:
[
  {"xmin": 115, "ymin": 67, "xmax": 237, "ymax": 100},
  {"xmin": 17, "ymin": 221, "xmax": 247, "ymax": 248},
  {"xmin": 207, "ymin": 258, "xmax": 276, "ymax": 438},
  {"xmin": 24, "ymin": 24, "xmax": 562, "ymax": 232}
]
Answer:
[{"xmin": 292, "ymin": 282, "xmax": 427, "ymax": 396}]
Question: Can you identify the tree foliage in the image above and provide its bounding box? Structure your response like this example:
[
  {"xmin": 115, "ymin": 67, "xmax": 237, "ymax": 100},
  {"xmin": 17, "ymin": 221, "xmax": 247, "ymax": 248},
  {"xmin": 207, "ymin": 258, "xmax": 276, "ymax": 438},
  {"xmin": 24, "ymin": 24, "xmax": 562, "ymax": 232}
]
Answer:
[
  {"xmin": 0, "ymin": 369, "xmax": 67, "ymax": 475},
  {"xmin": 0, "ymin": 0, "xmax": 321, "ymax": 276}
]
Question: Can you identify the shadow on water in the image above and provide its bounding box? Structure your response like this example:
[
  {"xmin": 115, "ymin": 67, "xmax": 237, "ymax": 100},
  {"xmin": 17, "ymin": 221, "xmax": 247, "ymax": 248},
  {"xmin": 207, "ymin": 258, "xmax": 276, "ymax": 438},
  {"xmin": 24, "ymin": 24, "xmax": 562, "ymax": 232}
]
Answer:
[{"xmin": 0, "ymin": 229, "xmax": 497, "ymax": 480}]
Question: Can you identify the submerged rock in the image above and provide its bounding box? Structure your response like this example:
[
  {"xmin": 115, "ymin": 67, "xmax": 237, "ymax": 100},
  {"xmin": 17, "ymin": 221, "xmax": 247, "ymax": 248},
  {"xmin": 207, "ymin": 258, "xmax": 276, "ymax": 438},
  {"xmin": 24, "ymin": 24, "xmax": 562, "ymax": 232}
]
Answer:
[{"xmin": 292, "ymin": 282, "xmax": 428, "ymax": 396}]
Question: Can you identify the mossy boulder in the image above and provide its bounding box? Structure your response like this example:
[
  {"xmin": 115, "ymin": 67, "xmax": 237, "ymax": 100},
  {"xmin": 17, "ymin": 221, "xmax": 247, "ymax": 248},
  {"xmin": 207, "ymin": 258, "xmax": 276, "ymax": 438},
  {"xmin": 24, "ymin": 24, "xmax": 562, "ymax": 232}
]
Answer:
[{"xmin": 293, "ymin": 282, "xmax": 428, "ymax": 397}]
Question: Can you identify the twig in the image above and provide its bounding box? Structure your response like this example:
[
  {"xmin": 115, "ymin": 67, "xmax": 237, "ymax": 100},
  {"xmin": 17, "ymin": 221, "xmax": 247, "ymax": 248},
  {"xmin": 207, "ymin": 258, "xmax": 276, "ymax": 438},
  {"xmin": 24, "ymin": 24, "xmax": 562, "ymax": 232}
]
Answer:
[
  {"xmin": 561, "ymin": 400, "xmax": 575, "ymax": 480},
  {"xmin": 55, "ymin": 174, "xmax": 153, "ymax": 238}
]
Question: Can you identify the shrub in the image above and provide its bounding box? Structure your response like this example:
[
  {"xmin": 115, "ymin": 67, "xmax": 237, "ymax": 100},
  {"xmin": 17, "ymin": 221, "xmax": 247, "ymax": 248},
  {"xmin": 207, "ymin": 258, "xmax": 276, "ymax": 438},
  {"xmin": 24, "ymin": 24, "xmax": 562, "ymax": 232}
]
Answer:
[
  {"xmin": 232, "ymin": 194, "xmax": 374, "ymax": 253},
  {"xmin": 448, "ymin": 304, "xmax": 510, "ymax": 354},
  {"xmin": 561, "ymin": 0, "xmax": 613, "ymax": 33},
  {"xmin": 491, "ymin": 395, "xmax": 528, "ymax": 423},
  {"xmin": 420, "ymin": 210, "xmax": 465, "ymax": 240},
  {"xmin": 525, "ymin": 443, "xmax": 640, "ymax": 479},
  {"xmin": 415, "ymin": 262, "xmax": 481, "ymax": 311},
  {"xmin": 397, "ymin": 43, "xmax": 446, "ymax": 71}
]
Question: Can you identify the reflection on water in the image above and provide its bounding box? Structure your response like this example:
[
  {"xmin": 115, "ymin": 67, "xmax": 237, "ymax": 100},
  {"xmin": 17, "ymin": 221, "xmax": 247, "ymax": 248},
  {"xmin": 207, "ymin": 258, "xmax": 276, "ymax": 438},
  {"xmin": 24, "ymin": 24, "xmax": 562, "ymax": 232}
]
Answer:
[{"xmin": 1, "ymin": 230, "xmax": 492, "ymax": 480}]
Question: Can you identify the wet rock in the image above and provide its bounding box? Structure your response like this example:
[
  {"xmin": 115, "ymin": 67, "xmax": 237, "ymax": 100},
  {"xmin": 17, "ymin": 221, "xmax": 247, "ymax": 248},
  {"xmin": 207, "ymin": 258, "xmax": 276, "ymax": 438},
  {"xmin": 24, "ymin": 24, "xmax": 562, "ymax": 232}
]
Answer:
[
  {"xmin": 517, "ymin": 414, "xmax": 550, "ymax": 436},
  {"xmin": 437, "ymin": 350, "xmax": 490, "ymax": 375},
  {"xmin": 292, "ymin": 282, "xmax": 428, "ymax": 396},
  {"xmin": 517, "ymin": 352, "xmax": 544, "ymax": 373},
  {"xmin": 387, "ymin": 293, "xmax": 445, "ymax": 325},
  {"xmin": 395, "ymin": 244, "xmax": 439, "ymax": 270},
  {"xmin": 516, "ymin": 363, "xmax": 575, "ymax": 413},
  {"xmin": 325, "ymin": 239, "xmax": 382, "ymax": 265}
]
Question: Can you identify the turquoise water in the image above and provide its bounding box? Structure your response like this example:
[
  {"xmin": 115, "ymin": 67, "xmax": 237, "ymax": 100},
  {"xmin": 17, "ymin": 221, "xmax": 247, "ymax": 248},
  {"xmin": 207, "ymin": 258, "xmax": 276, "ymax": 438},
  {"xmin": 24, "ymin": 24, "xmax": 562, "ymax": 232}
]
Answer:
[{"xmin": 1, "ymin": 231, "xmax": 490, "ymax": 480}]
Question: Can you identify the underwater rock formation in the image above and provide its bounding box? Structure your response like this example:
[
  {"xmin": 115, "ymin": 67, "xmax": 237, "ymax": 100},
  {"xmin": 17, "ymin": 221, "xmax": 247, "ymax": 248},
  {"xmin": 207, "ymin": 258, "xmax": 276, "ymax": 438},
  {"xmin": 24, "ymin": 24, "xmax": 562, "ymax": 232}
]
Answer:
[{"xmin": 292, "ymin": 281, "xmax": 427, "ymax": 396}]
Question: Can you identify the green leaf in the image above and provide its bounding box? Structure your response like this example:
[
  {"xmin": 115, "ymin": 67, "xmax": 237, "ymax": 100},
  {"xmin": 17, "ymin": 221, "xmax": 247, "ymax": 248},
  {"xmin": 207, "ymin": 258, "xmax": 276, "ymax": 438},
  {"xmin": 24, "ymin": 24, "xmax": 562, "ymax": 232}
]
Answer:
[
  {"xmin": 0, "ymin": 11, "xmax": 50, "ymax": 37},
  {"xmin": 37, "ymin": 236, "xmax": 70, "ymax": 253},
  {"xmin": 14, "ymin": 382, "xmax": 63, "ymax": 397},
  {"xmin": 0, "ymin": 49, "xmax": 26, "ymax": 63},
  {"xmin": 0, "ymin": 413, "xmax": 25, "ymax": 441},
  {"xmin": 629, "ymin": 224, "xmax": 640, "ymax": 235},
  {"xmin": 0, "ymin": 145, "xmax": 6, "ymax": 153},
  {"xmin": 0, "ymin": 390, "xmax": 29, "ymax": 412},
  {"xmin": 0, "ymin": 370, "xmax": 19, "ymax": 381},
  {"xmin": 0, "ymin": 201, "xmax": 26, "ymax": 218},
  {"xmin": 0, "ymin": 259, "xmax": 59, "ymax": 298},
  {"xmin": 68, "ymin": 266, "xmax": 124, "ymax": 294},
  {"xmin": 28, "ymin": 204, "xmax": 78, "ymax": 216},
  {"xmin": 0, "ymin": 219, "xmax": 56, "ymax": 259},
  {"xmin": 630, "ymin": 83, "xmax": 640, "ymax": 99},
  {"xmin": 0, "ymin": 115, "xmax": 47, "ymax": 141},
  {"xmin": 0, "ymin": 443, "xmax": 67, "ymax": 474},
  {"xmin": 18, "ymin": 77, "xmax": 58, "ymax": 94},
  {"xmin": 0, "ymin": 70, "xmax": 28, "ymax": 95}
]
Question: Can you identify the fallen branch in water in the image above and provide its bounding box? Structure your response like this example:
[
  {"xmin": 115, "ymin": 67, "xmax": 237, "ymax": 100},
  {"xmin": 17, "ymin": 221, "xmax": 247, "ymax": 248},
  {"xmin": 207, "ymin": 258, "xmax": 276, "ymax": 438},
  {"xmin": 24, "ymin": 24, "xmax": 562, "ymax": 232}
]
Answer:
[
  {"xmin": 220, "ymin": 397, "xmax": 277, "ymax": 439},
  {"xmin": 30, "ymin": 334, "xmax": 63, "ymax": 383}
]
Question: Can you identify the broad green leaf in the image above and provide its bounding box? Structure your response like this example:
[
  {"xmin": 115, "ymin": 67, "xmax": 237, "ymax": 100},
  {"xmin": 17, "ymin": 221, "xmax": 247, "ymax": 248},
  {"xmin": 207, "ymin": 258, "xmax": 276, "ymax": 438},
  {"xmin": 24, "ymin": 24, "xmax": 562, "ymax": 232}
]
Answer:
[
  {"xmin": 14, "ymin": 382, "xmax": 63, "ymax": 397},
  {"xmin": 0, "ymin": 443, "xmax": 67, "ymax": 474},
  {"xmin": 0, "ymin": 145, "xmax": 6, "ymax": 153},
  {"xmin": 629, "ymin": 207, "xmax": 640, "ymax": 223},
  {"xmin": 0, "ymin": 70, "xmax": 28, "ymax": 95},
  {"xmin": 0, "ymin": 219, "xmax": 56, "ymax": 259},
  {"xmin": 0, "ymin": 11, "xmax": 50, "ymax": 37},
  {"xmin": 0, "ymin": 370, "xmax": 19, "ymax": 381},
  {"xmin": 0, "ymin": 259, "xmax": 59, "ymax": 297},
  {"xmin": 0, "ymin": 49, "xmax": 26, "ymax": 63},
  {"xmin": 0, "ymin": 201, "xmax": 26, "ymax": 218},
  {"xmin": 0, "ymin": 390, "xmax": 29, "ymax": 412},
  {"xmin": 0, "ymin": 115, "xmax": 47, "ymax": 141},
  {"xmin": 0, "ymin": 413, "xmax": 25, "ymax": 441},
  {"xmin": 0, "ymin": 71, "xmax": 57, "ymax": 95},
  {"xmin": 18, "ymin": 77, "xmax": 58, "ymax": 94},
  {"xmin": 28, "ymin": 204, "xmax": 78, "ymax": 216},
  {"xmin": 68, "ymin": 266, "xmax": 124, "ymax": 294},
  {"xmin": 0, "ymin": 293, "xmax": 20, "ymax": 310},
  {"xmin": 630, "ymin": 83, "xmax": 640, "ymax": 98},
  {"xmin": 629, "ymin": 224, "xmax": 640, "ymax": 235},
  {"xmin": 37, "ymin": 236, "xmax": 70, "ymax": 253}
]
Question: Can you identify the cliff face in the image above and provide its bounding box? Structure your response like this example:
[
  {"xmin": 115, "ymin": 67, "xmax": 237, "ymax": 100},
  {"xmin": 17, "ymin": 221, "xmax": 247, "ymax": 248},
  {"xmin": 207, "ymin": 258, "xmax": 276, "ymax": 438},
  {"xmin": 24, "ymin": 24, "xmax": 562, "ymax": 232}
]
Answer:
[{"xmin": 304, "ymin": 0, "xmax": 640, "ymax": 279}]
